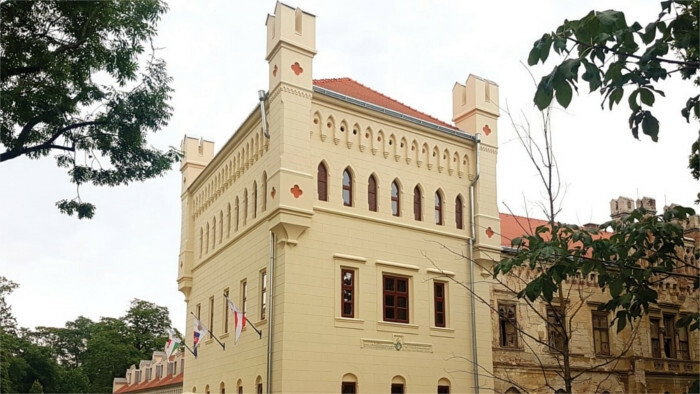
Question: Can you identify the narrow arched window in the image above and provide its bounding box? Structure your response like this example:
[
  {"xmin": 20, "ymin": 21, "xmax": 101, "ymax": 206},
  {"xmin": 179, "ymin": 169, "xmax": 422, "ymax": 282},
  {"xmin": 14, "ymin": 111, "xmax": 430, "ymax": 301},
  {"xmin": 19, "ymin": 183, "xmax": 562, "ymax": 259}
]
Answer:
[
  {"xmin": 212, "ymin": 217, "xmax": 217, "ymax": 247},
  {"xmin": 199, "ymin": 228, "xmax": 203, "ymax": 257},
  {"xmin": 413, "ymin": 186, "xmax": 422, "ymax": 221},
  {"xmin": 206, "ymin": 224, "xmax": 210, "ymax": 254},
  {"xmin": 262, "ymin": 172, "xmax": 267, "ymax": 211},
  {"xmin": 318, "ymin": 162, "xmax": 328, "ymax": 201},
  {"xmin": 368, "ymin": 175, "xmax": 377, "ymax": 212},
  {"xmin": 227, "ymin": 204, "xmax": 231, "ymax": 237},
  {"xmin": 243, "ymin": 189, "xmax": 248, "ymax": 224},
  {"xmin": 391, "ymin": 181, "xmax": 400, "ymax": 217},
  {"xmin": 435, "ymin": 191, "xmax": 443, "ymax": 225},
  {"xmin": 235, "ymin": 197, "xmax": 240, "ymax": 231},
  {"xmin": 342, "ymin": 169, "xmax": 352, "ymax": 206},
  {"xmin": 253, "ymin": 181, "xmax": 258, "ymax": 219},
  {"xmin": 455, "ymin": 196, "xmax": 463, "ymax": 229},
  {"xmin": 219, "ymin": 211, "xmax": 223, "ymax": 243}
]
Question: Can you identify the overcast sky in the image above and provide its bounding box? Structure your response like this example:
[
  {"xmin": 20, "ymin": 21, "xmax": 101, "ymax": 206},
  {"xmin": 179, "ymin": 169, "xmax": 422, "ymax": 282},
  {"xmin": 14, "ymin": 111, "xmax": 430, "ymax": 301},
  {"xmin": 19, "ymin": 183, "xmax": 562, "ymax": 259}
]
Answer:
[{"xmin": 1, "ymin": 1, "xmax": 696, "ymax": 334}]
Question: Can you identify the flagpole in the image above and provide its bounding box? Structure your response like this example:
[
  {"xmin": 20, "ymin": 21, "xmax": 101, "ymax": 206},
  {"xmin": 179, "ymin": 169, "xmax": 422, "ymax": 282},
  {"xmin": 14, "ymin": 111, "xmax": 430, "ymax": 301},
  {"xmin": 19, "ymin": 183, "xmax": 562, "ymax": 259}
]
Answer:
[
  {"xmin": 224, "ymin": 294, "xmax": 262, "ymax": 339},
  {"xmin": 190, "ymin": 311, "xmax": 226, "ymax": 350},
  {"xmin": 180, "ymin": 341, "xmax": 196, "ymax": 357}
]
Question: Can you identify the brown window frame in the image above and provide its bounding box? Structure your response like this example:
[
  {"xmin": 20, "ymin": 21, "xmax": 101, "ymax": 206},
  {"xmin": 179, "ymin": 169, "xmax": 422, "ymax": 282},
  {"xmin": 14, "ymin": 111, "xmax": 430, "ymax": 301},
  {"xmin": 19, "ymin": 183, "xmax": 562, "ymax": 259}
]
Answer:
[
  {"xmin": 223, "ymin": 289, "xmax": 230, "ymax": 333},
  {"xmin": 368, "ymin": 175, "xmax": 377, "ymax": 212},
  {"xmin": 438, "ymin": 385, "xmax": 450, "ymax": 394},
  {"xmin": 498, "ymin": 303, "xmax": 518, "ymax": 348},
  {"xmin": 253, "ymin": 181, "xmax": 258, "ymax": 218},
  {"xmin": 343, "ymin": 169, "xmax": 353, "ymax": 206},
  {"xmin": 383, "ymin": 275, "xmax": 409, "ymax": 323},
  {"xmin": 391, "ymin": 181, "xmax": 400, "ymax": 216},
  {"xmin": 434, "ymin": 282, "xmax": 446, "ymax": 328},
  {"xmin": 391, "ymin": 383, "xmax": 405, "ymax": 394},
  {"xmin": 663, "ymin": 314, "xmax": 676, "ymax": 358},
  {"xmin": 413, "ymin": 186, "xmax": 422, "ymax": 221},
  {"xmin": 257, "ymin": 383, "xmax": 263, "ymax": 394},
  {"xmin": 341, "ymin": 381, "xmax": 357, "ymax": 394},
  {"xmin": 546, "ymin": 306, "xmax": 565, "ymax": 352},
  {"xmin": 196, "ymin": 303, "xmax": 201, "ymax": 319},
  {"xmin": 260, "ymin": 271, "xmax": 267, "ymax": 320},
  {"xmin": 650, "ymin": 317, "xmax": 661, "ymax": 358},
  {"xmin": 208, "ymin": 296, "xmax": 215, "ymax": 338},
  {"xmin": 317, "ymin": 163, "xmax": 328, "ymax": 201},
  {"xmin": 341, "ymin": 269, "xmax": 355, "ymax": 318},
  {"xmin": 678, "ymin": 320, "xmax": 690, "ymax": 360},
  {"xmin": 592, "ymin": 311, "xmax": 610, "ymax": 355},
  {"xmin": 435, "ymin": 191, "xmax": 443, "ymax": 225},
  {"xmin": 241, "ymin": 280, "xmax": 248, "ymax": 315},
  {"xmin": 455, "ymin": 196, "xmax": 463, "ymax": 229}
]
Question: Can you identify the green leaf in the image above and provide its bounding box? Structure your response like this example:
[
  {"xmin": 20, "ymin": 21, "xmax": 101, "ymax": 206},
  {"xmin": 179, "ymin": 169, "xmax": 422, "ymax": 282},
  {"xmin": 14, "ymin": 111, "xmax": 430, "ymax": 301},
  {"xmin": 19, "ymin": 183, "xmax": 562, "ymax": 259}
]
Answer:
[
  {"xmin": 628, "ymin": 89, "xmax": 640, "ymax": 111},
  {"xmin": 528, "ymin": 47, "xmax": 540, "ymax": 66},
  {"xmin": 641, "ymin": 112, "xmax": 659, "ymax": 141},
  {"xmin": 534, "ymin": 80, "xmax": 554, "ymax": 110},
  {"xmin": 639, "ymin": 88, "xmax": 655, "ymax": 106},
  {"xmin": 555, "ymin": 81, "xmax": 573, "ymax": 108},
  {"xmin": 640, "ymin": 22, "xmax": 657, "ymax": 44},
  {"xmin": 608, "ymin": 88, "xmax": 623, "ymax": 110}
]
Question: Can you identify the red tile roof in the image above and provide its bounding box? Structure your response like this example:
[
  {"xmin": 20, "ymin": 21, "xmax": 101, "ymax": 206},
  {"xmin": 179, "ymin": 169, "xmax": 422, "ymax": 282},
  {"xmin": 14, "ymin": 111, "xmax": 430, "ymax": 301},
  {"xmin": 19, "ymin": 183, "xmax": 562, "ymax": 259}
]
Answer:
[
  {"xmin": 115, "ymin": 373, "xmax": 183, "ymax": 393},
  {"xmin": 313, "ymin": 78, "xmax": 458, "ymax": 130},
  {"xmin": 499, "ymin": 213, "xmax": 612, "ymax": 252}
]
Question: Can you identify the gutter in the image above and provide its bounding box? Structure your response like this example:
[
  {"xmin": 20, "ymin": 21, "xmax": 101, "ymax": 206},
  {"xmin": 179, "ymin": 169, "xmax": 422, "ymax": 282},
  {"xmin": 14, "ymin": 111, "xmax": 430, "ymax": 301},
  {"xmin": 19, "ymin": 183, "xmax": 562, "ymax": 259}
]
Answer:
[
  {"xmin": 266, "ymin": 231, "xmax": 275, "ymax": 393},
  {"xmin": 468, "ymin": 133, "xmax": 481, "ymax": 394}
]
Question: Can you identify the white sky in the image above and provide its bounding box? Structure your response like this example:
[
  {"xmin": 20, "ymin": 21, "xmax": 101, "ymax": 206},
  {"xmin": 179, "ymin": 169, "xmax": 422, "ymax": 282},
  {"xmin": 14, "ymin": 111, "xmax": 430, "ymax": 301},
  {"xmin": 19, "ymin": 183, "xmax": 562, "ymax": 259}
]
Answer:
[{"xmin": 1, "ymin": 1, "xmax": 697, "ymax": 334}]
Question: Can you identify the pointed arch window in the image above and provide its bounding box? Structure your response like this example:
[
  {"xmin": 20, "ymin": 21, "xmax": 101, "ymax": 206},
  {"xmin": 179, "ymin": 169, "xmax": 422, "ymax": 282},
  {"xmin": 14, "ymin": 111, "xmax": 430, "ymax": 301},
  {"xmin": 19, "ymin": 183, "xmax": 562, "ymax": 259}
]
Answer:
[
  {"xmin": 342, "ymin": 169, "xmax": 352, "ymax": 206},
  {"xmin": 262, "ymin": 172, "xmax": 268, "ymax": 211},
  {"xmin": 413, "ymin": 186, "xmax": 422, "ymax": 221},
  {"xmin": 435, "ymin": 191, "xmax": 443, "ymax": 225},
  {"xmin": 235, "ymin": 197, "xmax": 240, "ymax": 231},
  {"xmin": 227, "ymin": 204, "xmax": 231, "ymax": 237},
  {"xmin": 253, "ymin": 181, "xmax": 258, "ymax": 219},
  {"xmin": 318, "ymin": 163, "xmax": 328, "ymax": 201},
  {"xmin": 391, "ymin": 181, "xmax": 400, "ymax": 216},
  {"xmin": 368, "ymin": 175, "xmax": 377, "ymax": 212},
  {"xmin": 219, "ymin": 211, "xmax": 223, "ymax": 242},
  {"xmin": 205, "ymin": 224, "xmax": 210, "ymax": 254},
  {"xmin": 212, "ymin": 217, "xmax": 216, "ymax": 247},
  {"xmin": 199, "ymin": 228, "xmax": 203, "ymax": 257},
  {"xmin": 243, "ymin": 189, "xmax": 248, "ymax": 225},
  {"xmin": 455, "ymin": 196, "xmax": 463, "ymax": 229}
]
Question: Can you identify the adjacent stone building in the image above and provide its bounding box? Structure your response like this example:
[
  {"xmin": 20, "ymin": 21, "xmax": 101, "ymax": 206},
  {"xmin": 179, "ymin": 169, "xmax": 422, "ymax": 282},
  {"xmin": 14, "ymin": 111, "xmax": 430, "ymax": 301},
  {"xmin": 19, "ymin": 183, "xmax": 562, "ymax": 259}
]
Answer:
[
  {"xmin": 493, "ymin": 197, "xmax": 699, "ymax": 393},
  {"xmin": 113, "ymin": 351, "xmax": 185, "ymax": 394}
]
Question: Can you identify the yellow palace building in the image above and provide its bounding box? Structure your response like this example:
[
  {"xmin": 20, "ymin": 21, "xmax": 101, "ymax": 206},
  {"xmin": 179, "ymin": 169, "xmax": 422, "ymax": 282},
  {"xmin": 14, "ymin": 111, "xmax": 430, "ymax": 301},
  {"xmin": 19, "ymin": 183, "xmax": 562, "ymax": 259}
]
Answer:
[{"xmin": 177, "ymin": 2, "xmax": 499, "ymax": 393}]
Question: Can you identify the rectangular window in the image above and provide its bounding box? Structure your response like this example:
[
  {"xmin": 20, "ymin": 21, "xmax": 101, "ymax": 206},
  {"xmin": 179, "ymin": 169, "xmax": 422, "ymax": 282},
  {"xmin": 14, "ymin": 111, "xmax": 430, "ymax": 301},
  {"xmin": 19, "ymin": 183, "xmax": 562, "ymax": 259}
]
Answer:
[
  {"xmin": 498, "ymin": 303, "xmax": 518, "ymax": 348},
  {"xmin": 663, "ymin": 314, "xmax": 676, "ymax": 358},
  {"xmin": 391, "ymin": 383, "xmax": 405, "ymax": 394},
  {"xmin": 546, "ymin": 306, "xmax": 565, "ymax": 352},
  {"xmin": 438, "ymin": 385, "xmax": 450, "ymax": 394},
  {"xmin": 257, "ymin": 383, "xmax": 263, "ymax": 394},
  {"xmin": 241, "ymin": 280, "xmax": 248, "ymax": 315},
  {"xmin": 209, "ymin": 296, "xmax": 215, "ymax": 338},
  {"xmin": 678, "ymin": 322, "xmax": 690, "ymax": 360},
  {"xmin": 434, "ymin": 282, "xmax": 446, "ymax": 328},
  {"xmin": 223, "ymin": 288, "xmax": 230, "ymax": 333},
  {"xmin": 260, "ymin": 270, "xmax": 267, "ymax": 320},
  {"xmin": 592, "ymin": 311, "xmax": 610, "ymax": 355},
  {"xmin": 383, "ymin": 275, "xmax": 409, "ymax": 323},
  {"xmin": 650, "ymin": 318, "xmax": 661, "ymax": 358},
  {"xmin": 196, "ymin": 303, "xmax": 201, "ymax": 319},
  {"xmin": 341, "ymin": 269, "xmax": 355, "ymax": 318},
  {"xmin": 238, "ymin": 387, "xmax": 243, "ymax": 394},
  {"xmin": 342, "ymin": 382, "xmax": 357, "ymax": 394}
]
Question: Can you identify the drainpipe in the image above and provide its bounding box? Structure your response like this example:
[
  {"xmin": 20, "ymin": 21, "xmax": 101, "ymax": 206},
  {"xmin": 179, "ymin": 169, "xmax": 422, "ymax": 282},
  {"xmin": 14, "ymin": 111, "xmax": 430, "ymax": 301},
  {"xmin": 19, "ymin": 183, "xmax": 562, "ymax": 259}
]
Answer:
[
  {"xmin": 259, "ymin": 90, "xmax": 270, "ymax": 139},
  {"xmin": 266, "ymin": 231, "xmax": 275, "ymax": 393},
  {"xmin": 468, "ymin": 133, "xmax": 481, "ymax": 394}
]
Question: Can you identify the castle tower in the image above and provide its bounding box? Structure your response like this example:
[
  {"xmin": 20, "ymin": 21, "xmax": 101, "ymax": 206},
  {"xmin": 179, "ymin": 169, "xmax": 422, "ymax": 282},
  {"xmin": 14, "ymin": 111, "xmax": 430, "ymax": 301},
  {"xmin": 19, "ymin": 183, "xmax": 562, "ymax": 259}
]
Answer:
[
  {"xmin": 610, "ymin": 196, "xmax": 635, "ymax": 219},
  {"xmin": 178, "ymin": 136, "xmax": 214, "ymax": 301}
]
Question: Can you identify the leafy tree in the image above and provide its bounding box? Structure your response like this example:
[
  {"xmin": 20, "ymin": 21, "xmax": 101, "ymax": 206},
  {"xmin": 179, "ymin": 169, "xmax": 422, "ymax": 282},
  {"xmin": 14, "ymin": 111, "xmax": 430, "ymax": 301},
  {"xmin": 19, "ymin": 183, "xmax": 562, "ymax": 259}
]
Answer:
[
  {"xmin": 0, "ymin": 0, "xmax": 180, "ymax": 219},
  {"xmin": 28, "ymin": 380, "xmax": 43, "ymax": 393},
  {"xmin": 0, "ymin": 276, "xmax": 18, "ymax": 334},
  {"xmin": 124, "ymin": 298, "xmax": 171, "ymax": 357},
  {"xmin": 527, "ymin": 0, "xmax": 699, "ymax": 180},
  {"xmin": 83, "ymin": 318, "xmax": 140, "ymax": 393}
]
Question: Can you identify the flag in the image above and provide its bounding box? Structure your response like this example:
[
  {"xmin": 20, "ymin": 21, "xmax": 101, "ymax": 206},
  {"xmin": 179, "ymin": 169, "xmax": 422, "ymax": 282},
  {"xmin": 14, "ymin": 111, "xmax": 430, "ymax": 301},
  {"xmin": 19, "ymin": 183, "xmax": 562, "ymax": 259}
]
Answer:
[
  {"xmin": 226, "ymin": 297, "xmax": 247, "ymax": 343},
  {"xmin": 193, "ymin": 316, "xmax": 207, "ymax": 357},
  {"xmin": 164, "ymin": 328, "xmax": 181, "ymax": 358}
]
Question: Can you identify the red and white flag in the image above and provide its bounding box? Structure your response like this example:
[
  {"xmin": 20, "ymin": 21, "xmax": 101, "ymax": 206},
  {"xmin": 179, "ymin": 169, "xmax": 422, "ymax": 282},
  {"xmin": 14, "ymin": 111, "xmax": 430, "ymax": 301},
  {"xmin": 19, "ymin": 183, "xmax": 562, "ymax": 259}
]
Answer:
[{"xmin": 226, "ymin": 297, "xmax": 247, "ymax": 343}]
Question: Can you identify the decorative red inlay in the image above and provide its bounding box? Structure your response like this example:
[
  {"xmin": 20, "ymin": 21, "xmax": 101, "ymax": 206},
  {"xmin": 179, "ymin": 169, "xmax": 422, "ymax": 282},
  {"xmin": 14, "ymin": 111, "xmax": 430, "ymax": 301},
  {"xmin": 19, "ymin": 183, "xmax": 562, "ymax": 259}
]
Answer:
[
  {"xmin": 273, "ymin": 65, "xmax": 278, "ymax": 77},
  {"xmin": 482, "ymin": 125, "xmax": 491, "ymax": 136},
  {"xmin": 485, "ymin": 227, "xmax": 495, "ymax": 238},
  {"xmin": 313, "ymin": 118, "xmax": 318, "ymax": 124},
  {"xmin": 291, "ymin": 62, "xmax": 303, "ymax": 76},
  {"xmin": 290, "ymin": 185, "xmax": 303, "ymax": 198},
  {"xmin": 271, "ymin": 187, "xmax": 276, "ymax": 199}
]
